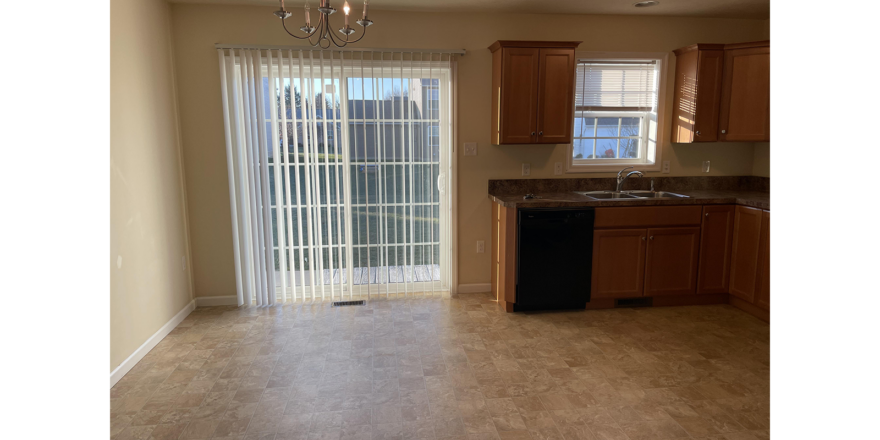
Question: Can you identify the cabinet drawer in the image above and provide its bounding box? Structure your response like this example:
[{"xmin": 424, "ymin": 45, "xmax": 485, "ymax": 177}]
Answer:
[{"xmin": 594, "ymin": 206, "xmax": 703, "ymax": 229}]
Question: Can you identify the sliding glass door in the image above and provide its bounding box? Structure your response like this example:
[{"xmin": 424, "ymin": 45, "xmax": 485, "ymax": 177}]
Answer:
[{"xmin": 247, "ymin": 50, "xmax": 452, "ymax": 302}]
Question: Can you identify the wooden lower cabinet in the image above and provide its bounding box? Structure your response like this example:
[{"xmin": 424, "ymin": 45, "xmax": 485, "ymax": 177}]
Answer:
[
  {"xmin": 729, "ymin": 206, "xmax": 764, "ymax": 302},
  {"xmin": 645, "ymin": 227, "xmax": 701, "ymax": 296},
  {"xmin": 697, "ymin": 205, "xmax": 736, "ymax": 293},
  {"xmin": 591, "ymin": 229, "xmax": 647, "ymax": 298},
  {"xmin": 753, "ymin": 210, "xmax": 770, "ymax": 310}
]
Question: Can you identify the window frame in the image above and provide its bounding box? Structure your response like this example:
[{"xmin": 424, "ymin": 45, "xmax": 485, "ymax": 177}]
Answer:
[{"xmin": 566, "ymin": 51, "xmax": 669, "ymax": 174}]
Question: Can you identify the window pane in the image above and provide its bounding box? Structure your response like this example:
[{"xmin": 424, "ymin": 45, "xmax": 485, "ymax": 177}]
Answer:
[
  {"xmin": 620, "ymin": 117, "xmax": 641, "ymax": 137},
  {"xmin": 573, "ymin": 139, "xmax": 594, "ymax": 159},
  {"xmin": 596, "ymin": 139, "xmax": 617, "ymax": 158},
  {"xmin": 619, "ymin": 138, "xmax": 639, "ymax": 159},
  {"xmin": 575, "ymin": 117, "xmax": 596, "ymax": 138},
  {"xmin": 597, "ymin": 118, "xmax": 619, "ymax": 137}
]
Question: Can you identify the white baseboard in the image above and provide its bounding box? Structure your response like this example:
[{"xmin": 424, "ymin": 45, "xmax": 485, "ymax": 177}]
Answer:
[
  {"xmin": 457, "ymin": 283, "xmax": 492, "ymax": 294},
  {"xmin": 195, "ymin": 295, "xmax": 239, "ymax": 307},
  {"xmin": 110, "ymin": 299, "xmax": 195, "ymax": 388}
]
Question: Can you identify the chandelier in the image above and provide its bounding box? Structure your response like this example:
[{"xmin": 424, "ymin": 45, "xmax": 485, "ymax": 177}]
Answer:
[{"xmin": 274, "ymin": 0, "xmax": 373, "ymax": 49}]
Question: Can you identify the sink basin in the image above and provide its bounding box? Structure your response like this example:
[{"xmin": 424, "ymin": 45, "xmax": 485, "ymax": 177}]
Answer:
[
  {"xmin": 575, "ymin": 191, "xmax": 639, "ymax": 199},
  {"xmin": 627, "ymin": 191, "xmax": 689, "ymax": 198}
]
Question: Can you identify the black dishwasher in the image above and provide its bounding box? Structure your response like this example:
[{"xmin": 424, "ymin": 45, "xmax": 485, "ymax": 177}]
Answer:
[{"xmin": 515, "ymin": 207, "xmax": 594, "ymax": 311}]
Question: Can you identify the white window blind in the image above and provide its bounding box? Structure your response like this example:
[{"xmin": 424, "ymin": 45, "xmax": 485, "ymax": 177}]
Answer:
[
  {"xmin": 575, "ymin": 61, "xmax": 658, "ymax": 111},
  {"xmin": 217, "ymin": 48, "xmax": 455, "ymax": 306}
]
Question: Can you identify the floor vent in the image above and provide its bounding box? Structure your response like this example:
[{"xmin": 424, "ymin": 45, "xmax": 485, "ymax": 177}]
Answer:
[
  {"xmin": 332, "ymin": 300, "xmax": 366, "ymax": 307},
  {"xmin": 615, "ymin": 297, "xmax": 653, "ymax": 308}
]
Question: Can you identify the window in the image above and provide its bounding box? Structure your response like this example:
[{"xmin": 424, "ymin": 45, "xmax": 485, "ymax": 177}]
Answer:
[{"xmin": 568, "ymin": 54, "xmax": 667, "ymax": 172}]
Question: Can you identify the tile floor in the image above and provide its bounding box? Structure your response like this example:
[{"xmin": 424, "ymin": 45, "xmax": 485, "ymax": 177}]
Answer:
[{"xmin": 110, "ymin": 293, "xmax": 770, "ymax": 440}]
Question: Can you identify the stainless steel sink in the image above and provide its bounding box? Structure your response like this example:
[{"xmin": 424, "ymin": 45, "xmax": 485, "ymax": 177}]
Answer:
[
  {"xmin": 627, "ymin": 191, "xmax": 689, "ymax": 198},
  {"xmin": 575, "ymin": 191, "xmax": 639, "ymax": 199}
]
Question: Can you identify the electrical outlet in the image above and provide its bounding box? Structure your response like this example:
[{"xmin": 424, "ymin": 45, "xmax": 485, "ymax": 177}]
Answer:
[
  {"xmin": 116, "ymin": 255, "xmax": 122, "ymax": 269},
  {"xmin": 662, "ymin": 161, "xmax": 670, "ymax": 174},
  {"xmin": 522, "ymin": 163, "xmax": 530, "ymax": 176},
  {"xmin": 702, "ymin": 161, "xmax": 711, "ymax": 173},
  {"xmin": 463, "ymin": 142, "xmax": 477, "ymax": 156},
  {"xmin": 554, "ymin": 162, "xmax": 563, "ymax": 175},
  {"xmin": 182, "ymin": 256, "xmax": 187, "ymax": 271},
  {"xmin": 476, "ymin": 241, "xmax": 485, "ymax": 253}
]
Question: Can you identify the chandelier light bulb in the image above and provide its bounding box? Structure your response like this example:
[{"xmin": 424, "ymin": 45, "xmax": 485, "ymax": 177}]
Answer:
[
  {"xmin": 343, "ymin": 1, "xmax": 350, "ymax": 15},
  {"xmin": 363, "ymin": 0, "xmax": 369, "ymax": 19},
  {"xmin": 304, "ymin": 1, "xmax": 311, "ymax": 26}
]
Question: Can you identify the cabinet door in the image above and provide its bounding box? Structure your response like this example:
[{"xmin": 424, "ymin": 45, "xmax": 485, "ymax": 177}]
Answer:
[
  {"xmin": 536, "ymin": 48, "xmax": 575, "ymax": 144},
  {"xmin": 753, "ymin": 210, "xmax": 770, "ymax": 310},
  {"xmin": 697, "ymin": 205, "xmax": 735, "ymax": 294},
  {"xmin": 500, "ymin": 48, "xmax": 539, "ymax": 144},
  {"xmin": 591, "ymin": 229, "xmax": 647, "ymax": 298},
  {"xmin": 671, "ymin": 49, "xmax": 724, "ymax": 143},
  {"xmin": 645, "ymin": 227, "xmax": 701, "ymax": 296},
  {"xmin": 719, "ymin": 45, "xmax": 770, "ymax": 141},
  {"xmin": 729, "ymin": 206, "xmax": 763, "ymax": 302}
]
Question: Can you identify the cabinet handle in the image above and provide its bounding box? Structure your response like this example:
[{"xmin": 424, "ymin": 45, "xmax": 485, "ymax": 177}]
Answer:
[
  {"xmin": 721, "ymin": 129, "xmax": 727, "ymax": 134},
  {"xmin": 538, "ymin": 131, "xmax": 543, "ymax": 136},
  {"xmin": 649, "ymin": 236, "xmax": 654, "ymax": 240},
  {"xmin": 695, "ymin": 131, "xmax": 701, "ymax": 135},
  {"xmin": 705, "ymin": 213, "xmax": 709, "ymax": 217},
  {"xmin": 531, "ymin": 132, "xmax": 536, "ymax": 136},
  {"xmin": 641, "ymin": 236, "xmax": 646, "ymax": 241}
]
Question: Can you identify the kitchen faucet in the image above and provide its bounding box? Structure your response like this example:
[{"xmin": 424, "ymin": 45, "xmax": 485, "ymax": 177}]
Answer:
[{"xmin": 616, "ymin": 166, "xmax": 644, "ymax": 191}]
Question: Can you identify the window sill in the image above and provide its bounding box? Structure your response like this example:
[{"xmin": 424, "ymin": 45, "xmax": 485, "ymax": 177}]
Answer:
[{"xmin": 566, "ymin": 161, "xmax": 661, "ymax": 174}]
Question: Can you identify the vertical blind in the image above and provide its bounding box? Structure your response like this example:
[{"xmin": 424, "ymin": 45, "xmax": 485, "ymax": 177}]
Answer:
[
  {"xmin": 217, "ymin": 48, "xmax": 455, "ymax": 306},
  {"xmin": 574, "ymin": 61, "xmax": 658, "ymax": 111}
]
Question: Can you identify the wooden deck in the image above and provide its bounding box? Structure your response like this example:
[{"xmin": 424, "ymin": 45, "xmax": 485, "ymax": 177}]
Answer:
[{"xmin": 273, "ymin": 264, "xmax": 440, "ymax": 286}]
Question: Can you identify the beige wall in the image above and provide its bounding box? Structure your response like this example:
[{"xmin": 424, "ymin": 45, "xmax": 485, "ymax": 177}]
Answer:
[
  {"xmin": 111, "ymin": 0, "xmax": 193, "ymax": 371},
  {"xmin": 752, "ymin": 142, "xmax": 771, "ymax": 177},
  {"xmin": 169, "ymin": 4, "xmax": 769, "ymax": 293}
]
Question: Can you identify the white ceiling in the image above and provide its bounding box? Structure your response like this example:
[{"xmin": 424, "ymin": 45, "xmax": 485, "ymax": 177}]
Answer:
[{"xmin": 169, "ymin": 0, "xmax": 771, "ymax": 20}]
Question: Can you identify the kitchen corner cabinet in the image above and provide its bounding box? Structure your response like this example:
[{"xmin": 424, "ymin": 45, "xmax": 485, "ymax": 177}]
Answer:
[
  {"xmin": 718, "ymin": 41, "xmax": 771, "ymax": 141},
  {"xmin": 753, "ymin": 210, "xmax": 770, "ymax": 310},
  {"xmin": 697, "ymin": 205, "xmax": 736, "ymax": 293},
  {"xmin": 671, "ymin": 40, "xmax": 770, "ymax": 143},
  {"xmin": 671, "ymin": 44, "xmax": 725, "ymax": 143},
  {"xmin": 489, "ymin": 41, "xmax": 580, "ymax": 145},
  {"xmin": 729, "ymin": 206, "xmax": 764, "ymax": 301}
]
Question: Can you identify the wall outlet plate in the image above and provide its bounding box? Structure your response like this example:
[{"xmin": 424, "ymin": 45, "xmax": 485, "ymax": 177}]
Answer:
[
  {"xmin": 522, "ymin": 163, "xmax": 530, "ymax": 176},
  {"xmin": 463, "ymin": 142, "xmax": 477, "ymax": 156},
  {"xmin": 554, "ymin": 162, "xmax": 563, "ymax": 175},
  {"xmin": 702, "ymin": 161, "xmax": 711, "ymax": 173},
  {"xmin": 662, "ymin": 161, "xmax": 670, "ymax": 174},
  {"xmin": 476, "ymin": 240, "xmax": 485, "ymax": 253}
]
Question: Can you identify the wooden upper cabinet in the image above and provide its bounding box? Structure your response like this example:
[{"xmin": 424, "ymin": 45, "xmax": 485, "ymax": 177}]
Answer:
[
  {"xmin": 729, "ymin": 205, "xmax": 764, "ymax": 302},
  {"xmin": 670, "ymin": 40, "xmax": 770, "ymax": 143},
  {"xmin": 498, "ymin": 48, "xmax": 539, "ymax": 144},
  {"xmin": 753, "ymin": 210, "xmax": 770, "ymax": 311},
  {"xmin": 536, "ymin": 49, "xmax": 576, "ymax": 143},
  {"xmin": 644, "ymin": 227, "xmax": 701, "ymax": 296},
  {"xmin": 490, "ymin": 41, "xmax": 581, "ymax": 145},
  {"xmin": 697, "ymin": 205, "xmax": 735, "ymax": 294},
  {"xmin": 671, "ymin": 44, "xmax": 725, "ymax": 143},
  {"xmin": 591, "ymin": 229, "xmax": 647, "ymax": 298},
  {"xmin": 719, "ymin": 41, "xmax": 770, "ymax": 142}
]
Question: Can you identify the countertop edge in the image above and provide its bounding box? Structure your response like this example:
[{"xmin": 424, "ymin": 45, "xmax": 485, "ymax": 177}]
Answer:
[{"xmin": 487, "ymin": 193, "xmax": 770, "ymax": 211}]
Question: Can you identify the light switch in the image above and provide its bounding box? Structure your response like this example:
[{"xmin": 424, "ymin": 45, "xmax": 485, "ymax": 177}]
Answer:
[
  {"xmin": 463, "ymin": 142, "xmax": 477, "ymax": 156},
  {"xmin": 522, "ymin": 163, "xmax": 530, "ymax": 176},
  {"xmin": 702, "ymin": 161, "xmax": 711, "ymax": 173},
  {"xmin": 476, "ymin": 241, "xmax": 485, "ymax": 253}
]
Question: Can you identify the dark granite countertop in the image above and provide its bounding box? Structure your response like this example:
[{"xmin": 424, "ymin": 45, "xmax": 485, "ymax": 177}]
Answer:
[{"xmin": 488, "ymin": 189, "xmax": 769, "ymax": 210}]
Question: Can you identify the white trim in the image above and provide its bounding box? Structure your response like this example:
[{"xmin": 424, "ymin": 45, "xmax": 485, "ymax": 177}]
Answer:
[
  {"xmin": 110, "ymin": 300, "xmax": 195, "ymax": 388},
  {"xmin": 195, "ymin": 295, "xmax": 240, "ymax": 307},
  {"xmin": 566, "ymin": 51, "xmax": 669, "ymax": 174},
  {"xmin": 456, "ymin": 283, "xmax": 492, "ymax": 294},
  {"xmin": 215, "ymin": 43, "xmax": 466, "ymax": 55}
]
